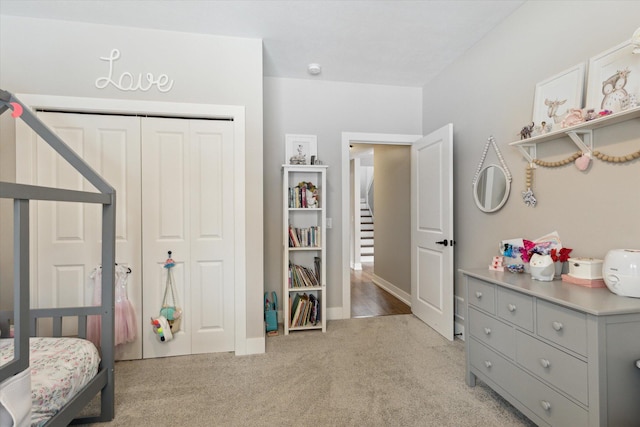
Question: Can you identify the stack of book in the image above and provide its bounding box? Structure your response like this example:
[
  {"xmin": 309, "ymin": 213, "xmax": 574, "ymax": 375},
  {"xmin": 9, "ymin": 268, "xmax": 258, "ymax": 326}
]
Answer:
[
  {"xmin": 289, "ymin": 293, "xmax": 319, "ymax": 327},
  {"xmin": 288, "ymin": 182, "xmax": 318, "ymax": 208},
  {"xmin": 288, "ymin": 259, "xmax": 320, "ymax": 288},
  {"xmin": 288, "ymin": 226, "xmax": 321, "ymax": 247}
]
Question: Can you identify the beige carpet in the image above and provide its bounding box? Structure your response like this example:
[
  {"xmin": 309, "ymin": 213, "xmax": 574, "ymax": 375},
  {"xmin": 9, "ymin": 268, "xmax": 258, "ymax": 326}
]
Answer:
[{"xmin": 89, "ymin": 315, "xmax": 534, "ymax": 426}]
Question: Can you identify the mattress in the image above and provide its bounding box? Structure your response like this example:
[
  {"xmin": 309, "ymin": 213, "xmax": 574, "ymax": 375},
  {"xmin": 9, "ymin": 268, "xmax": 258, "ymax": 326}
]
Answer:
[{"xmin": 0, "ymin": 337, "xmax": 100, "ymax": 427}]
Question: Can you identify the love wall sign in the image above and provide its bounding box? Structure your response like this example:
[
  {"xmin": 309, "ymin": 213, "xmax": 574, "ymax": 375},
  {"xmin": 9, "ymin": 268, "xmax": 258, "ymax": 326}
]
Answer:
[{"xmin": 95, "ymin": 49, "xmax": 174, "ymax": 93}]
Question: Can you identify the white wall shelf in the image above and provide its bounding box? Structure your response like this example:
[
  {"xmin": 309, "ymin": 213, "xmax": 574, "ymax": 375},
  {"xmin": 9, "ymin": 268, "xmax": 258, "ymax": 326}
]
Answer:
[{"xmin": 509, "ymin": 106, "xmax": 640, "ymax": 163}]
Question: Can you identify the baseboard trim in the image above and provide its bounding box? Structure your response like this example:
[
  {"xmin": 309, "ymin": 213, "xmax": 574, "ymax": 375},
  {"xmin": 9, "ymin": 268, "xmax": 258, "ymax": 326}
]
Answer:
[
  {"xmin": 240, "ymin": 336, "xmax": 265, "ymax": 355},
  {"xmin": 371, "ymin": 274, "xmax": 411, "ymax": 306}
]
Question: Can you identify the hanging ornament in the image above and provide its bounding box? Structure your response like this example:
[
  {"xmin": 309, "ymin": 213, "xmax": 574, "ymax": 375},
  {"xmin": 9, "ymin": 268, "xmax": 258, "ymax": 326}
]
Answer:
[
  {"xmin": 522, "ymin": 164, "xmax": 537, "ymax": 207},
  {"xmin": 575, "ymin": 152, "xmax": 591, "ymax": 171}
]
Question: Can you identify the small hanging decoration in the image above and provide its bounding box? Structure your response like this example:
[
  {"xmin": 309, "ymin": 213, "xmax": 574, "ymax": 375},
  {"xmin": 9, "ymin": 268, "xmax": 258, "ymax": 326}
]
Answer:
[{"xmin": 522, "ymin": 164, "xmax": 537, "ymax": 207}]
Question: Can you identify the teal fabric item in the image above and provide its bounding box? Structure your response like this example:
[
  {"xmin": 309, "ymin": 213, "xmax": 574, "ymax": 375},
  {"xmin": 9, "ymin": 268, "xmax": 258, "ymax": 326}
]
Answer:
[{"xmin": 264, "ymin": 291, "xmax": 278, "ymax": 332}]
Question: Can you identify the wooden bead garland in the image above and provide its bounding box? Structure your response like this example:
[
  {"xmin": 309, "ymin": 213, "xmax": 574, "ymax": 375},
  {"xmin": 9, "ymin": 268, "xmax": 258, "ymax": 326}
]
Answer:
[
  {"xmin": 531, "ymin": 151, "xmax": 581, "ymax": 168},
  {"xmin": 592, "ymin": 149, "xmax": 640, "ymax": 163}
]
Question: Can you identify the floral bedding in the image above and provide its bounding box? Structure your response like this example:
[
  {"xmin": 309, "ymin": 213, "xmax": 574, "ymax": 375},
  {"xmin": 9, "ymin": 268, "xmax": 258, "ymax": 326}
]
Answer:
[{"xmin": 0, "ymin": 337, "xmax": 100, "ymax": 427}]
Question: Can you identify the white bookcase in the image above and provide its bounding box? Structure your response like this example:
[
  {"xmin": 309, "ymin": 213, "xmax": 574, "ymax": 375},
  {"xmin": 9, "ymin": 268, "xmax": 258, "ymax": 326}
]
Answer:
[{"xmin": 282, "ymin": 165, "xmax": 328, "ymax": 334}]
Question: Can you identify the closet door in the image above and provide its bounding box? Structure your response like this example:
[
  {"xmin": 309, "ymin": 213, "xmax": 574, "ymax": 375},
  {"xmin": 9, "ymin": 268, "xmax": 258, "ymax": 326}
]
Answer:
[
  {"xmin": 28, "ymin": 112, "xmax": 142, "ymax": 353},
  {"xmin": 141, "ymin": 118, "xmax": 235, "ymax": 358}
]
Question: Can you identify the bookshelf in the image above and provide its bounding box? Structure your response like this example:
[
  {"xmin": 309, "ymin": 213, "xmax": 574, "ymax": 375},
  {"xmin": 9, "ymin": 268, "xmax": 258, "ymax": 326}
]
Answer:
[{"xmin": 282, "ymin": 164, "xmax": 328, "ymax": 334}]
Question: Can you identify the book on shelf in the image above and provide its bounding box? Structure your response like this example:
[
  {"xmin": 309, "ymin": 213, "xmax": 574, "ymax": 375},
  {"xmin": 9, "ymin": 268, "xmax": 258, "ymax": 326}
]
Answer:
[
  {"xmin": 288, "ymin": 261, "xmax": 320, "ymax": 287},
  {"xmin": 288, "ymin": 226, "xmax": 320, "ymax": 248},
  {"xmin": 288, "ymin": 181, "xmax": 318, "ymax": 209},
  {"xmin": 289, "ymin": 292, "xmax": 320, "ymax": 327}
]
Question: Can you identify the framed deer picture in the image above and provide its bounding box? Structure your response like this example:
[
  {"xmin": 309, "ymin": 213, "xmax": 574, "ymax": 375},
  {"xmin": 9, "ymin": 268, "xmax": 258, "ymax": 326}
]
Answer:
[{"xmin": 532, "ymin": 63, "xmax": 585, "ymax": 132}]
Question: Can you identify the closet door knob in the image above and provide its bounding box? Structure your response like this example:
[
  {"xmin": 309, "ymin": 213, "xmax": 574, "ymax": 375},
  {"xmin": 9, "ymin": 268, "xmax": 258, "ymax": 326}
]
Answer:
[
  {"xmin": 508, "ymin": 303, "xmax": 517, "ymax": 312},
  {"xmin": 475, "ymin": 291, "xmax": 483, "ymax": 299},
  {"xmin": 540, "ymin": 400, "xmax": 552, "ymax": 411},
  {"xmin": 484, "ymin": 327, "xmax": 491, "ymax": 335},
  {"xmin": 552, "ymin": 321, "xmax": 563, "ymax": 331},
  {"xmin": 484, "ymin": 360, "xmax": 492, "ymax": 368},
  {"xmin": 635, "ymin": 360, "xmax": 640, "ymax": 369},
  {"xmin": 540, "ymin": 358, "xmax": 551, "ymax": 368}
]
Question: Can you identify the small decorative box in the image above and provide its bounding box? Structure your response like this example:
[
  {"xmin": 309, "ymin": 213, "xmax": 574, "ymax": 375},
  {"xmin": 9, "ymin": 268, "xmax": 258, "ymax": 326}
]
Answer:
[{"xmin": 568, "ymin": 257, "xmax": 603, "ymax": 280}]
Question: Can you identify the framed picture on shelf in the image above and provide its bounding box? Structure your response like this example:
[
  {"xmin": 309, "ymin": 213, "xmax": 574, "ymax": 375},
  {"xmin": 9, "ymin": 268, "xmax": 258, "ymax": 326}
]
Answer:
[
  {"xmin": 532, "ymin": 63, "xmax": 585, "ymax": 131},
  {"xmin": 585, "ymin": 39, "xmax": 640, "ymax": 114},
  {"xmin": 285, "ymin": 134, "xmax": 317, "ymax": 165}
]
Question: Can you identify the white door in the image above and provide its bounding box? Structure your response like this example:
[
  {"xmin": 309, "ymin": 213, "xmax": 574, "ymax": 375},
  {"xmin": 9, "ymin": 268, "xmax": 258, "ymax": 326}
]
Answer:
[
  {"xmin": 410, "ymin": 124, "xmax": 454, "ymax": 340},
  {"xmin": 27, "ymin": 112, "xmax": 142, "ymax": 351},
  {"xmin": 141, "ymin": 118, "xmax": 235, "ymax": 358}
]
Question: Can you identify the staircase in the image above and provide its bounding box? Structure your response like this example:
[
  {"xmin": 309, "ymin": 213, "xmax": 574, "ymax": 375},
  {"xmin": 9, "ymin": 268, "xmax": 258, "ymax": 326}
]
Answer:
[{"xmin": 360, "ymin": 200, "xmax": 374, "ymax": 262}]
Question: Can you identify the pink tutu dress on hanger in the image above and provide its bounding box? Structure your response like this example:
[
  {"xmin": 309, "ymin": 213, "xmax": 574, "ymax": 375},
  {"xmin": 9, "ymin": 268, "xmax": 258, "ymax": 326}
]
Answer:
[{"xmin": 87, "ymin": 265, "xmax": 137, "ymax": 348}]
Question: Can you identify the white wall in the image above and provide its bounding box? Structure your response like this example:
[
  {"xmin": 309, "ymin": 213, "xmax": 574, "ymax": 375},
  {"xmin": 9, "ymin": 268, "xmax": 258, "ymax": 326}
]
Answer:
[
  {"xmin": 264, "ymin": 77, "xmax": 421, "ymax": 310},
  {"xmin": 421, "ymin": 2, "xmax": 640, "ymax": 297},
  {"xmin": 0, "ymin": 16, "xmax": 265, "ymax": 342},
  {"xmin": 372, "ymin": 145, "xmax": 411, "ymax": 294}
]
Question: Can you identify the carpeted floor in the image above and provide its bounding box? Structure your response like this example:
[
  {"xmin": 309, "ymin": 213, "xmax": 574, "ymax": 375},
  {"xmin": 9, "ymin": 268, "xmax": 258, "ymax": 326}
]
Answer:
[{"xmin": 88, "ymin": 315, "xmax": 534, "ymax": 426}]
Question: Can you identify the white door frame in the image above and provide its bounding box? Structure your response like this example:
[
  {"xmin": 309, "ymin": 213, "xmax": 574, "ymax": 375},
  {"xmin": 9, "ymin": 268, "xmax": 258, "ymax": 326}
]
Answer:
[
  {"xmin": 340, "ymin": 132, "xmax": 421, "ymax": 319},
  {"xmin": 15, "ymin": 94, "xmax": 248, "ymax": 355}
]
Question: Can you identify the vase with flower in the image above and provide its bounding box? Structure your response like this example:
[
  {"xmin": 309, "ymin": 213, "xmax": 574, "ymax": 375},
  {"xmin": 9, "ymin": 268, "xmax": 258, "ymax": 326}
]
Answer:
[{"xmin": 551, "ymin": 248, "xmax": 572, "ymax": 278}]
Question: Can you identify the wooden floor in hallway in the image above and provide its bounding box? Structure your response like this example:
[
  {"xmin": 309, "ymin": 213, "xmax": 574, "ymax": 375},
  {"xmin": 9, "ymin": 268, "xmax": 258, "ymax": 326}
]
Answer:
[{"xmin": 351, "ymin": 263, "xmax": 411, "ymax": 318}]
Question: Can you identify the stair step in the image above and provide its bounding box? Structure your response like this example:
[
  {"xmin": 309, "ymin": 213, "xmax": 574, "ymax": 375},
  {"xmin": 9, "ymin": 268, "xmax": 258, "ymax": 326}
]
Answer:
[
  {"xmin": 361, "ymin": 246, "xmax": 374, "ymax": 255},
  {"xmin": 361, "ymin": 223, "xmax": 374, "ymax": 231},
  {"xmin": 361, "ymin": 238, "xmax": 374, "ymax": 247},
  {"xmin": 361, "ymin": 217, "xmax": 373, "ymax": 224},
  {"xmin": 361, "ymin": 255, "xmax": 374, "ymax": 262},
  {"xmin": 361, "ymin": 230, "xmax": 374, "ymax": 238}
]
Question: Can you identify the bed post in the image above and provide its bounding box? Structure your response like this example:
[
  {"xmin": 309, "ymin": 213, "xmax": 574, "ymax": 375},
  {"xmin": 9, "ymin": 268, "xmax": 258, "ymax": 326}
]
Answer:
[{"xmin": 100, "ymin": 193, "xmax": 116, "ymax": 420}]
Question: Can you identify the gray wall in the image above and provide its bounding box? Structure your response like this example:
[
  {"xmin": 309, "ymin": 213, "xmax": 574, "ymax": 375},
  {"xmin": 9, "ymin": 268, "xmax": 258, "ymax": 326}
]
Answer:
[
  {"xmin": 0, "ymin": 16, "xmax": 265, "ymax": 340},
  {"xmin": 263, "ymin": 77, "xmax": 422, "ymax": 310},
  {"xmin": 421, "ymin": 2, "xmax": 640, "ymax": 299},
  {"xmin": 372, "ymin": 145, "xmax": 411, "ymax": 294}
]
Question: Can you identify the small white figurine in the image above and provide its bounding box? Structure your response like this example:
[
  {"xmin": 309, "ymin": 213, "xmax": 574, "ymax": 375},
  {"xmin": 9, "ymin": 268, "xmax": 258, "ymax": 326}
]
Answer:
[{"xmin": 530, "ymin": 254, "xmax": 555, "ymax": 281}]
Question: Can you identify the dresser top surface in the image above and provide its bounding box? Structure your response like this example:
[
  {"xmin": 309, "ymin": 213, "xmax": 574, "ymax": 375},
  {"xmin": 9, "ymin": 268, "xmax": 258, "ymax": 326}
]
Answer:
[{"xmin": 460, "ymin": 268, "xmax": 640, "ymax": 316}]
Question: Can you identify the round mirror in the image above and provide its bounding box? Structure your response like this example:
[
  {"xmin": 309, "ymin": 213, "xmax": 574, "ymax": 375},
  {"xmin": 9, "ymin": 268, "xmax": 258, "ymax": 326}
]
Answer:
[{"xmin": 473, "ymin": 164, "xmax": 510, "ymax": 213}]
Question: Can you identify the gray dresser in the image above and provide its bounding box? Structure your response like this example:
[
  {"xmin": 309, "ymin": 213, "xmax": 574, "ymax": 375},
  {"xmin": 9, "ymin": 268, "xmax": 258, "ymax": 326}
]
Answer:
[{"xmin": 461, "ymin": 268, "xmax": 640, "ymax": 427}]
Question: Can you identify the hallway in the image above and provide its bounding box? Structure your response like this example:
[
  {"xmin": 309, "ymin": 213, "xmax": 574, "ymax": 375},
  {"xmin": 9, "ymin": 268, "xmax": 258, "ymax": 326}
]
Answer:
[{"xmin": 350, "ymin": 263, "xmax": 411, "ymax": 318}]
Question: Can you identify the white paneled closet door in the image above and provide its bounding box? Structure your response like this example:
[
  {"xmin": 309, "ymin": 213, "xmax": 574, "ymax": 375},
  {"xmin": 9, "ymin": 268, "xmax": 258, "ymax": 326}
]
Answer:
[
  {"xmin": 29, "ymin": 112, "xmax": 142, "ymax": 357},
  {"xmin": 141, "ymin": 118, "xmax": 235, "ymax": 358},
  {"xmin": 19, "ymin": 112, "xmax": 236, "ymax": 360}
]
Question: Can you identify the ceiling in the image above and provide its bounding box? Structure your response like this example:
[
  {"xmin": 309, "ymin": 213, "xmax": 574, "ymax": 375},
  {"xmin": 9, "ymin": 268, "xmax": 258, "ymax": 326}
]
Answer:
[{"xmin": 0, "ymin": 0, "xmax": 525, "ymax": 87}]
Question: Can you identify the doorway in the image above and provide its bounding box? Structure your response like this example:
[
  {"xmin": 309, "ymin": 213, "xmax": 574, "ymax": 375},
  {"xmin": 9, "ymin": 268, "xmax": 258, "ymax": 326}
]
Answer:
[{"xmin": 342, "ymin": 133, "xmax": 421, "ymax": 318}]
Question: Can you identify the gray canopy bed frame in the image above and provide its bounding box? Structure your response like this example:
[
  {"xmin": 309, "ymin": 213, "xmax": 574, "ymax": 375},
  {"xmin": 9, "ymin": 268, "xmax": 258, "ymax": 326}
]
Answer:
[{"xmin": 0, "ymin": 89, "xmax": 115, "ymax": 425}]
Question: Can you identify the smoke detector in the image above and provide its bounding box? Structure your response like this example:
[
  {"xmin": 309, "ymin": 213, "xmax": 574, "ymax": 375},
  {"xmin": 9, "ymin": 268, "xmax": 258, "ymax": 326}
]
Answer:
[{"xmin": 307, "ymin": 63, "xmax": 322, "ymax": 75}]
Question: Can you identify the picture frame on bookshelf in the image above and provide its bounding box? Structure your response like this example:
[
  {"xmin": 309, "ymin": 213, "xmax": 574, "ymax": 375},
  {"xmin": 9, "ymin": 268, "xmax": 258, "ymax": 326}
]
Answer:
[
  {"xmin": 285, "ymin": 134, "xmax": 317, "ymax": 165},
  {"xmin": 532, "ymin": 63, "xmax": 585, "ymax": 132},
  {"xmin": 585, "ymin": 39, "xmax": 639, "ymax": 114}
]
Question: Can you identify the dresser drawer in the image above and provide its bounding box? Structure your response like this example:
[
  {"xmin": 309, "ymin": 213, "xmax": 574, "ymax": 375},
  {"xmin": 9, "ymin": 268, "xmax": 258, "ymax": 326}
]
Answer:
[
  {"xmin": 515, "ymin": 331, "xmax": 588, "ymax": 405},
  {"xmin": 468, "ymin": 307, "xmax": 515, "ymax": 359},
  {"xmin": 536, "ymin": 299, "xmax": 587, "ymax": 356},
  {"xmin": 469, "ymin": 338, "xmax": 518, "ymax": 393},
  {"xmin": 516, "ymin": 368, "xmax": 588, "ymax": 427},
  {"xmin": 497, "ymin": 287, "xmax": 534, "ymax": 332},
  {"xmin": 468, "ymin": 277, "xmax": 495, "ymax": 314}
]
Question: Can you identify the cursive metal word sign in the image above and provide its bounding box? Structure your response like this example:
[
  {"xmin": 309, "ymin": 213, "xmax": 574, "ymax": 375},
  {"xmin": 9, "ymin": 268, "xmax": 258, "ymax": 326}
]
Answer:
[{"xmin": 95, "ymin": 49, "xmax": 174, "ymax": 93}]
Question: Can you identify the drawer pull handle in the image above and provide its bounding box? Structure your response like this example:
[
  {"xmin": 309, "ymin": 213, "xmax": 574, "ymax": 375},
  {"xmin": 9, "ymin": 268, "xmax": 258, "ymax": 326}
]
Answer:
[
  {"xmin": 508, "ymin": 303, "xmax": 516, "ymax": 312},
  {"xmin": 540, "ymin": 400, "xmax": 552, "ymax": 411},
  {"xmin": 540, "ymin": 358, "xmax": 551, "ymax": 368},
  {"xmin": 552, "ymin": 321, "xmax": 563, "ymax": 331},
  {"xmin": 484, "ymin": 327, "xmax": 491, "ymax": 335},
  {"xmin": 484, "ymin": 360, "xmax": 492, "ymax": 368},
  {"xmin": 475, "ymin": 291, "xmax": 483, "ymax": 299}
]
